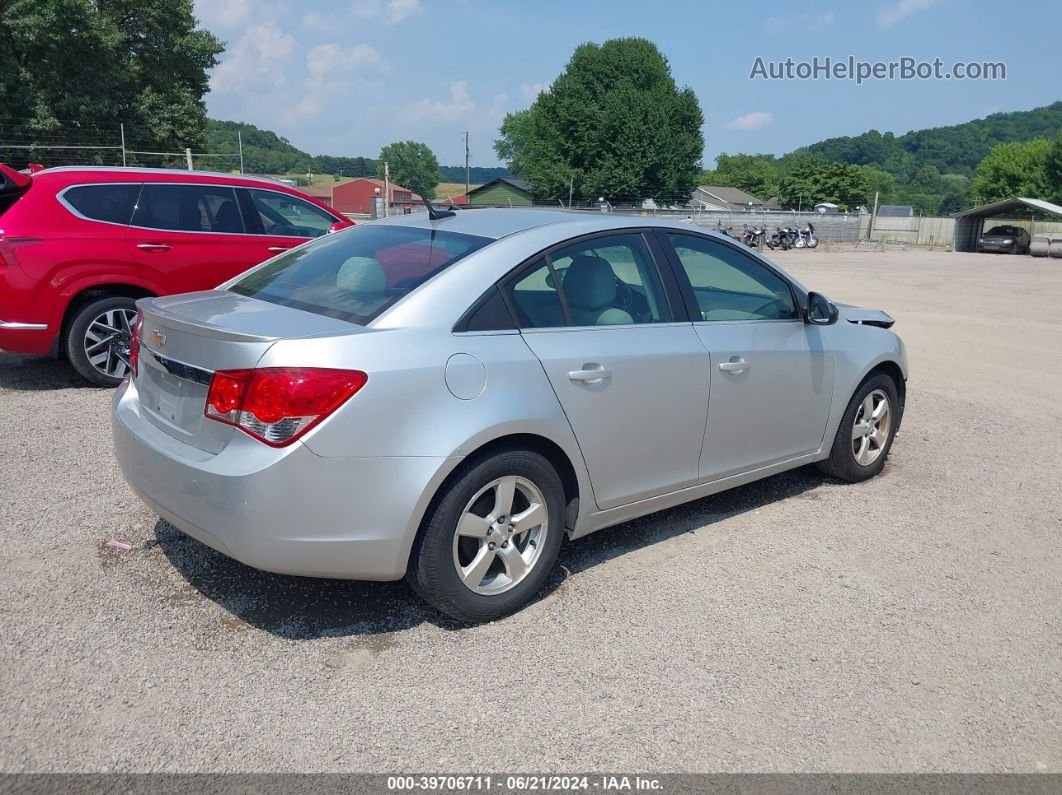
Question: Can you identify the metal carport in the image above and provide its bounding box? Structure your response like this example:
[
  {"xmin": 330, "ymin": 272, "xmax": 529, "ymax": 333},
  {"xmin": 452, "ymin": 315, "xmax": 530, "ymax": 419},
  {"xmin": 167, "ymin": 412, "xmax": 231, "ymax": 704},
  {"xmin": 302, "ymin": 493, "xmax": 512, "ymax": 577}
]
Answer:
[{"xmin": 953, "ymin": 197, "xmax": 1062, "ymax": 252}]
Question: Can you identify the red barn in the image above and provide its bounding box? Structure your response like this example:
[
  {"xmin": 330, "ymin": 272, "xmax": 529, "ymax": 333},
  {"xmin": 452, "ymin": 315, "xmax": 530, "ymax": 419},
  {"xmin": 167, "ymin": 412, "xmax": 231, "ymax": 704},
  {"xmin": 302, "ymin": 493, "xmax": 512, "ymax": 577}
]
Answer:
[{"xmin": 330, "ymin": 177, "xmax": 421, "ymax": 215}]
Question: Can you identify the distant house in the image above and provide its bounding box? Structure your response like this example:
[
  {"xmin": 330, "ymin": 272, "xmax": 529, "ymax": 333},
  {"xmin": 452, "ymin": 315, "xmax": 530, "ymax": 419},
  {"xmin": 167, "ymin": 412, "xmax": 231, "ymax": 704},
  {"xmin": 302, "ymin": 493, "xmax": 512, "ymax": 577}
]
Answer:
[
  {"xmin": 297, "ymin": 185, "xmax": 335, "ymax": 207},
  {"xmin": 814, "ymin": 202, "xmax": 840, "ymax": 214},
  {"xmin": 691, "ymin": 186, "xmax": 768, "ymax": 212},
  {"xmin": 446, "ymin": 177, "xmax": 532, "ymax": 207},
  {"xmin": 877, "ymin": 204, "xmax": 914, "ymax": 217},
  {"xmin": 330, "ymin": 177, "xmax": 420, "ymax": 215}
]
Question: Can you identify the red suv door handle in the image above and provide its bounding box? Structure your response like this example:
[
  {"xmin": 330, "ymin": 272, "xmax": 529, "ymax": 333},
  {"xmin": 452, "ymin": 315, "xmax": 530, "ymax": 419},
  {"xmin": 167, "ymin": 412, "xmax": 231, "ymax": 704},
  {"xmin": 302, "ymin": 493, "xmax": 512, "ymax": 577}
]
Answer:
[
  {"xmin": 137, "ymin": 243, "xmax": 171, "ymax": 252},
  {"xmin": 267, "ymin": 246, "xmax": 290, "ymax": 253}
]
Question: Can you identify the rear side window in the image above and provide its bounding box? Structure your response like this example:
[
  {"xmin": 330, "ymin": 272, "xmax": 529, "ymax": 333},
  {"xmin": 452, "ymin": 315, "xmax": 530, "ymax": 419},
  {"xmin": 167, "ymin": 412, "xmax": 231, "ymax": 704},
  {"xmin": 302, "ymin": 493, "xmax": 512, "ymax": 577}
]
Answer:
[
  {"xmin": 132, "ymin": 184, "xmax": 245, "ymax": 233},
  {"xmin": 228, "ymin": 225, "xmax": 490, "ymax": 324},
  {"xmin": 246, "ymin": 188, "xmax": 337, "ymax": 238},
  {"xmin": 61, "ymin": 184, "xmax": 140, "ymax": 225}
]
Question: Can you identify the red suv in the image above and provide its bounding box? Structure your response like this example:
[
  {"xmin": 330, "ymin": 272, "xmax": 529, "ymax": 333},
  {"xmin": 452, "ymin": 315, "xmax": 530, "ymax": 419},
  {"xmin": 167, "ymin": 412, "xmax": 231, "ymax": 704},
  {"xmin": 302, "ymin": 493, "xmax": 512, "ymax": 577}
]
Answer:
[{"xmin": 0, "ymin": 165, "xmax": 353, "ymax": 385}]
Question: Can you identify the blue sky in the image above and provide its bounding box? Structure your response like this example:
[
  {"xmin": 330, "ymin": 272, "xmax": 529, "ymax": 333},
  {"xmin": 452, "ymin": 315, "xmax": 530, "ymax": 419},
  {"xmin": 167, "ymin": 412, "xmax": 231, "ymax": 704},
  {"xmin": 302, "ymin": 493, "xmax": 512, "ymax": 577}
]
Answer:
[{"xmin": 194, "ymin": 0, "xmax": 1061, "ymax": 169}]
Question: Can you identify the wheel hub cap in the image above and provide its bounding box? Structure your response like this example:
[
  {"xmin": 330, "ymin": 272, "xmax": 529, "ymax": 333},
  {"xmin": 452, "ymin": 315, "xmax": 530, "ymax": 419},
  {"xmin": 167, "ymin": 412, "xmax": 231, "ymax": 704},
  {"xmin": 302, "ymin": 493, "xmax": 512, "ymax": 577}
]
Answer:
[
  {"xmin": 851, "ymin": 389, "xmax": 891, "ymax": 466},
  {"xmin": 452, "ymin": 476, "xmax": 549, "ymax": 596}
]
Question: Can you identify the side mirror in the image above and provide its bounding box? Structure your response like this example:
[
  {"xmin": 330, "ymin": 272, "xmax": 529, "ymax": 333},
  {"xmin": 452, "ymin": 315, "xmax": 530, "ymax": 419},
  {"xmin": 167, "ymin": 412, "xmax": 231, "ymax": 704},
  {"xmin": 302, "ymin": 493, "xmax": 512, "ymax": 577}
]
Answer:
[
  {"xmin": 328, "ymin": 220, "xmax": 347, "ymax": 234},
  {"xmin": 806, "ymin": 291, "xmax": 839, "ymax": 325}
]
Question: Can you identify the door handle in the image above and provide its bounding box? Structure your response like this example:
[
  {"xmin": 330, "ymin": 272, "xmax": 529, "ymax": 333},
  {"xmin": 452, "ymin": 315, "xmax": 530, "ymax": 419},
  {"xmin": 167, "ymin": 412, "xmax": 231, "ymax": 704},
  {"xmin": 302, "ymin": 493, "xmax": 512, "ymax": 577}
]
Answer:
[
  {"xmin": 267, "ymin": 246, "xmax": 290, "ymax": 252},
  {"xmin": 718, "ymin": 358, "xmax": 751, "ymax": 373},
  {"xmin": 137, "ymin": 243, "xmax": 171, "ymax": 252},
  {"xmin": 568, "ymin": 365, "xmax": 612, "ymax": 384}
]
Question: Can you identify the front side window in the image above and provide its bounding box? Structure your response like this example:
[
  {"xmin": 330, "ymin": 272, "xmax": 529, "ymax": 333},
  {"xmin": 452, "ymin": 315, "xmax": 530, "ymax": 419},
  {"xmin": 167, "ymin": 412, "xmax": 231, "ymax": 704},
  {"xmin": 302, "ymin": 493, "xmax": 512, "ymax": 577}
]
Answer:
[
  {"xmin": 229, "ymin": 225, "xmax": 490, "ymax": 324},
  {"xmin": 132, "ymin": 184, "xmax": 244, "ymax": 234},
  {"xmin": 667, "ymin": 233, "xmax": 797, "ymax": 321},
  {"xmin": 246, "ymin": 188, "xmax": 337, "ymax": 238},
  {"xmin": 62, "ymin": 184, "xmax": 140, "ymax": 225}
]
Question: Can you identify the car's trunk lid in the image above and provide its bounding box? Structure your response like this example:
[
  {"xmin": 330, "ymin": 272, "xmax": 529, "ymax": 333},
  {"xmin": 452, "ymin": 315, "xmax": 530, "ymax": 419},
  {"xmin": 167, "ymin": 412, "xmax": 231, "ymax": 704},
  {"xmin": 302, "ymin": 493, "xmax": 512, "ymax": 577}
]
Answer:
[{"xmin": 135, "ymin": 290, "xmax": 361, "ymax": 453}]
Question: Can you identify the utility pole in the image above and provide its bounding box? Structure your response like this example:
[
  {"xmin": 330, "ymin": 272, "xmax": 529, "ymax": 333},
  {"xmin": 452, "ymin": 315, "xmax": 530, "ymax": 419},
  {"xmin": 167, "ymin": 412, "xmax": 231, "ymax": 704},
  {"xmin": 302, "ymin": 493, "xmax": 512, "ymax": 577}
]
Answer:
[
  {"xmin": 384, "ymin": 161, "xmax": 390, "ymax": 218},
  {"xmin": 120, "ymin": 123, "xmax": 127, "ymax": 167},
  {"xmin": 868, "ymin": 190, "xmax": 880, "ymax": 241},
  {"xmin": 568, "ymin": 173, "xmax": 574, "ymax": 209},
  {"xmin": 237, "ymin": 131, "xmax": 244, "ymax": 174},
  {"xmin": 464, "ymin": 131, "xmax": 470, "ymax": 199},
  {"xmin": 185, "ymin": 148, "xmax": 193, "ymax": 171}
]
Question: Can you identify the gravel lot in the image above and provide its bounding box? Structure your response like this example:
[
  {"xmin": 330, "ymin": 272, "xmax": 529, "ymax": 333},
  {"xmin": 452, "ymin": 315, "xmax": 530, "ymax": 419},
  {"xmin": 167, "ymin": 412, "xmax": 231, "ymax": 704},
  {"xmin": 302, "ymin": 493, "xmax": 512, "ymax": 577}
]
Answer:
[{"xmin": 1, "ymin": 249, "xmax": 1060, "ymax": 773}]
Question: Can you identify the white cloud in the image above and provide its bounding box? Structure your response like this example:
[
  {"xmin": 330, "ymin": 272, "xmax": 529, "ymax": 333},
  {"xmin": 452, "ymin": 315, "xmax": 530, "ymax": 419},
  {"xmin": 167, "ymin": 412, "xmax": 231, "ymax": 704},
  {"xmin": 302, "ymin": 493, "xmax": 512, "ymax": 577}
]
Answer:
[
  {"xmin": 352, "ymin": 0, "xmax": 423, "ymax": 24},
  {"xmin": 726, "ymin": 111, "xmax": 774, "ymax": 131},
  {"xmin": 520, "ymin": 82, "xmax": 550, "ymax": 101},
  {"xmin": 193, "ymin": 0, "xmax": 256, "ymax": 30},
  {"xmin": 878, "ymin": 0, "xmax": 942, "ymax": 28},
  {"xmin": 283, "ymin": 42, "xmax": 388, "ymax": 122},
  {"xmin": 765, "ymin": 11, "xmax": 835, "ymax": 33},
  {"xmin": 302, "ymin": 12, "xmax": 331, "ymax": 33},
  {"xmin": 401, "ymin": 81, "xmax": 476, "ymax": 124},
  {"xmin": 209, "ymin": 23, "xmax": 296, "ymax": 95},
  {"xmin": 306, "ymin": 42, "xmax": 386, "ymax": 89},
  {"xmin": 486, "ymin": 92, "xmax": 509, "ymax": 123}
]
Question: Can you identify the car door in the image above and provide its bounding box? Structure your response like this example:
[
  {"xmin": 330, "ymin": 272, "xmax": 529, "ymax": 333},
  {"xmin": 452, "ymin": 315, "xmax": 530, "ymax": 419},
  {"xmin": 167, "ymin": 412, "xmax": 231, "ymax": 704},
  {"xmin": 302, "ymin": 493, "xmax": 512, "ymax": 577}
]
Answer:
[
  {"xmin": 661, "ymin": 231, "xmax": 835, "ymax": 482},
  {"xmin": 507, "ymin": 232, "xmax": 710, "ymax": 510},
  {"xmin": 128, "ymin": 183, "xmax": 268, "ymax": 291},
  {"xmin": 238, "ymin": 187, "xmax": 341, "ymax": 258}
]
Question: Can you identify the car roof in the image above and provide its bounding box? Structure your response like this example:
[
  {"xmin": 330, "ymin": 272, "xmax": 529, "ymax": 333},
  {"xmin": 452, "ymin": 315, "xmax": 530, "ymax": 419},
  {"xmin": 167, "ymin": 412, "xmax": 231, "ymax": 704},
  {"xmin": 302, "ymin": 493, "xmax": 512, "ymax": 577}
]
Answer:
[
  {"xmin": 368, "ymin": 207, "xmax": 694, "ymax": 241},
  {"xmin": 29, "ymin": 166, "xmax": 295, "ymax": 189}
]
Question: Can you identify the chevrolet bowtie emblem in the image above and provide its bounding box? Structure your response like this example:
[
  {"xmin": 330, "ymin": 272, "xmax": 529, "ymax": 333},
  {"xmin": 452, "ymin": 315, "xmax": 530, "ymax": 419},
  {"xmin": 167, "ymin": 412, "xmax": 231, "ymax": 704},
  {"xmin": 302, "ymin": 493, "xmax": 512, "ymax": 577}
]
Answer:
[{"xmin": 150, "ymin": 329, "xmax": 166, "ymax": 347}]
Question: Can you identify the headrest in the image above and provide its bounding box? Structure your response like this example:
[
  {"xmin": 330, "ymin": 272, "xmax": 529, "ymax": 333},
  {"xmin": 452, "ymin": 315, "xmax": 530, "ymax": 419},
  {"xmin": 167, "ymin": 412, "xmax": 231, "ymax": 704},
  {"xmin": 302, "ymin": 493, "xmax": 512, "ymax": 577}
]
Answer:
[
  {"xmin": 562, "ymin": 255, "xmax": 617, "ymax": 310},
  {"xmin": 336, "ymin": 257, "xmax": 387, "ymax": 292}
]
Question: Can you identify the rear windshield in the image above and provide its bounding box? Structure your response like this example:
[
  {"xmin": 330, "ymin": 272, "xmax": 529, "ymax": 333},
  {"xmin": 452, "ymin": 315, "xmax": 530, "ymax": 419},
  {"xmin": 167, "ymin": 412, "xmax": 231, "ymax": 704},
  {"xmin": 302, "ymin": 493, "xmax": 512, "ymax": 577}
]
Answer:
[{"xmin": 228, "ymin": 224, "xmax": 491, "ymax": 324}]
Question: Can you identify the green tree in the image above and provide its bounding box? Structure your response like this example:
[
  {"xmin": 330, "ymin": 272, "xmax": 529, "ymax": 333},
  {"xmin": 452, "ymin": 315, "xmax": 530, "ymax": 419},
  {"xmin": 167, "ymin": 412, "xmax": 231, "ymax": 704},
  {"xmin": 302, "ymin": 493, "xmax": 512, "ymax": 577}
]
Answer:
[
  {"xmin": 776, "ymin": 159, "xmax": 870, "ymax": 211},
  {"xmin": 0, "ymin": 0, "xmax": 222, "ymax": 161},
  {"xmin": 494, "ymin": 38, "xmax": 704, "ymax": 203},
  {"xmin": 700, "ymin": 154, "xmax": 781, "ymax": 200},
  {"xmin": 970, "ymin": 139, "xmax": 1051, "ymax": 204},
  {"xmin": 860, "ymin": 165, "xmax": 896, "ymax": 207},
  {"xmin": 378, "ymin": 141, "xmax": 441, "ymax": 200},
  {"xmin": 1045, "ymin": 133, "xmax": 1062, "ymax": 204}
]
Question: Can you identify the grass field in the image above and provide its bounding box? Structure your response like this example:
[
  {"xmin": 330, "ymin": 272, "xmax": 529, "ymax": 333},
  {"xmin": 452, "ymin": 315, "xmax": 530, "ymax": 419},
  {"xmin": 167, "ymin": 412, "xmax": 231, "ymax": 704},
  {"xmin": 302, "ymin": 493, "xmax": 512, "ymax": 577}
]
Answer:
[{"xmin": 435, "ymin": 182, "xmax": 480, "ymax": 200}]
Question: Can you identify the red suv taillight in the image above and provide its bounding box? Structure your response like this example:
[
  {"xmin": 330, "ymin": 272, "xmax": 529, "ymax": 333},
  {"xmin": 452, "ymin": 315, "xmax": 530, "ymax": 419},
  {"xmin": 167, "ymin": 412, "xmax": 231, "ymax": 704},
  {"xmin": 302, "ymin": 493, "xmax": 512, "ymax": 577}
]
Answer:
[
  {"xmin": 204, "ymin": 367, "xmax": 367, "ymax": 447},
  {"xmin": 128, "ymin": 310, "xmax": 142, "ymax": 377}
]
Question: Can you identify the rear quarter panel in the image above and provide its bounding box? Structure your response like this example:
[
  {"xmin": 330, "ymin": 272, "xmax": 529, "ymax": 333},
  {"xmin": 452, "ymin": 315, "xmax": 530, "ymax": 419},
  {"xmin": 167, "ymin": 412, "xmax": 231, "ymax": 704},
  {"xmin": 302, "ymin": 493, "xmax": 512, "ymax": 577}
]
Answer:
[{"xmin": 257, "ymin": 327, "xmax": 595, "ymax": 544}]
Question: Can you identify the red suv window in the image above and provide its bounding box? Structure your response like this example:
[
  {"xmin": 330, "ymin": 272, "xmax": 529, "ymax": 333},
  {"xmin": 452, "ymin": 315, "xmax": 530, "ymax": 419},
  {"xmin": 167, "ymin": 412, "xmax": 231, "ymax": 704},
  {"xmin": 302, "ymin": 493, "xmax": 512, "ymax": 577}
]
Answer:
[{"xmin": 61, "ymin": 184, "xmax": 141, "ymax": 225}]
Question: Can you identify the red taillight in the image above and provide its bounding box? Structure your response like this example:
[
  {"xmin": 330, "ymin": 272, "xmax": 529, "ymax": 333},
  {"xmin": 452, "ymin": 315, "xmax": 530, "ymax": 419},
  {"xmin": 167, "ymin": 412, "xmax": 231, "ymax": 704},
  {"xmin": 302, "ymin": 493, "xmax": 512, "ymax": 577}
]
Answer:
[
  {"xmin": 204, "ymin": 367, "xmax": 367, "ymax": 446},
  {"xmin": 129, "ymin": 310, "xmax": 142, "ymax": 377}
]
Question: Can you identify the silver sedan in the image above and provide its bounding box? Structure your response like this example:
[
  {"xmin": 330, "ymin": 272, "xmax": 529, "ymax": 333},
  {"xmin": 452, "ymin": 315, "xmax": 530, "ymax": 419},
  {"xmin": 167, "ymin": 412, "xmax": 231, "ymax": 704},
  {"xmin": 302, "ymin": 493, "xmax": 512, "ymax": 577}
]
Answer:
[{"xmin": 112, "ymin": 208, "xmax": 907, "ymax": 622}]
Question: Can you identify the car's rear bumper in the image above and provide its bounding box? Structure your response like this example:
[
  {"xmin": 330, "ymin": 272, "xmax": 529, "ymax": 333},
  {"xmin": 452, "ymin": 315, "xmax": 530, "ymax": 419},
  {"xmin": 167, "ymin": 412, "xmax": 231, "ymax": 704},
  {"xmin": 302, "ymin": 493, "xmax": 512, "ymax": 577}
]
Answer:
[
  {"xmin": 112, "ymin": 378, "xmax": 458, "ymax": 581},
  {"xmin": 0, "ymin": 320, "xmax": 54, "ymax": 355}
]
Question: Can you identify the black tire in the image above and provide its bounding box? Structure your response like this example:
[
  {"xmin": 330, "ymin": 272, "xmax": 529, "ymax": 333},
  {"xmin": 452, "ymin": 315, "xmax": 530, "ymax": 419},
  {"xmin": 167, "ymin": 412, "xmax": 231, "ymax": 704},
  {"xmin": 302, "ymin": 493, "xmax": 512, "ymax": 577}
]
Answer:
[
  {"xmin": 66, "ymin": 296, "xmax": 138, "ymax": 387},
  {"xmin": 816, "ymin": 374, "xmax": 901, "ymax": 483},
  {"xmin": 407, "ymin": 449, "xmax": 566, "ymax": 623}
]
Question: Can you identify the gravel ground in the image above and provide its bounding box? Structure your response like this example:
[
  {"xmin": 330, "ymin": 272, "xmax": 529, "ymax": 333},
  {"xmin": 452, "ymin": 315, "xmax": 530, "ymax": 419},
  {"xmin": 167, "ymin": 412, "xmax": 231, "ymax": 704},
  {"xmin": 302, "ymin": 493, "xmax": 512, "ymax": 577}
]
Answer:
[{"xmin": 1, "ymin": 249, "xmax": 1060, "ymax": 773}]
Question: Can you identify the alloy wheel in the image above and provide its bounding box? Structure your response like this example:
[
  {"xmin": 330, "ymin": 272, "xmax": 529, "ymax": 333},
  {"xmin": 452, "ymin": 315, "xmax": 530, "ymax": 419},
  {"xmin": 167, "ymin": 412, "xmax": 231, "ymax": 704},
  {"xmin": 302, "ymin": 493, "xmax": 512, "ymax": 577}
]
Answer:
[
  {"xmin": 83, "ymin": 307, "xmax": 137, "ymax": 380},
  {"xmin": 851, "ymin": 388, "xmax": 891, "ymax": 466},
  {"xmin": 451, "ymin": 476, "xmax": 549, "ymax": 595}
]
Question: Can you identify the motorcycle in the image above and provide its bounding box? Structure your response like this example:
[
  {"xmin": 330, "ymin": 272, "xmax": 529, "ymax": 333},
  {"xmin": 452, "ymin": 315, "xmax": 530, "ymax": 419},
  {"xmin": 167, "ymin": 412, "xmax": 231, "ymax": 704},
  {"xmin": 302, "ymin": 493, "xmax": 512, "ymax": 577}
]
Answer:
[
  {"xmin": 741, "ymin": 224, "xmax": 766, "ymax": 248},
  {"xmin": 768, "ymin": 227, "xmax": 795, "ymax": 251},
  {"xmin": 796, "ymin": 222, "xmax": 818, "ymax": 249}
]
